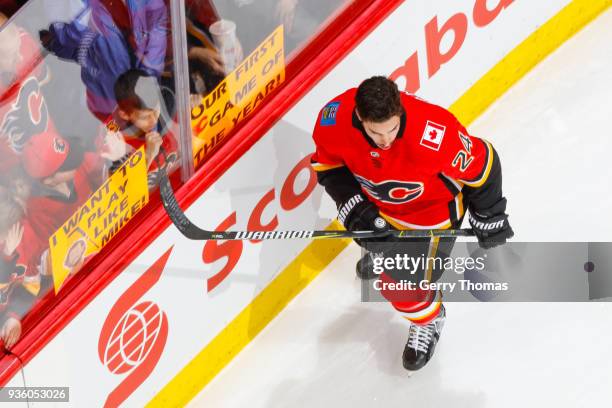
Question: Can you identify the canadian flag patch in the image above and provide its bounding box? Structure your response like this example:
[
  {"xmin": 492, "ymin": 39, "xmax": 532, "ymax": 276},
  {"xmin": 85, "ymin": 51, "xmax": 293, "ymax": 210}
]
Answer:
[{"xmin": 420, "ymin": 121, "xmax": 446, "ymax": 151}]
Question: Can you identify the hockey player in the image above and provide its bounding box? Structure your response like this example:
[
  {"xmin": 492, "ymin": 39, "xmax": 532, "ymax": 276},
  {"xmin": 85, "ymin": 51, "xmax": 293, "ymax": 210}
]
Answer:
[{"xmin": 311, "ymin": 76, "xmax": 513, "ymax": 371}]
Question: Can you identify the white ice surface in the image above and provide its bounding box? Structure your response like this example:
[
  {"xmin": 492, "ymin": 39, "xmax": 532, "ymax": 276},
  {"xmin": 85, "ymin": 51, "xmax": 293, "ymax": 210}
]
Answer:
[{"xmin": 189, "ymin": 9, "xmax": 612, "ymax": 408}]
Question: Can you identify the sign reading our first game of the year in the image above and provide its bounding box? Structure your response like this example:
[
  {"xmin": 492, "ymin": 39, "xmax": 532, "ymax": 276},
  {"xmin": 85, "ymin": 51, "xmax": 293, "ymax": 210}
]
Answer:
[{"xmin": 191, "ymin": 25, "xmax": 286, "ymax": 167}]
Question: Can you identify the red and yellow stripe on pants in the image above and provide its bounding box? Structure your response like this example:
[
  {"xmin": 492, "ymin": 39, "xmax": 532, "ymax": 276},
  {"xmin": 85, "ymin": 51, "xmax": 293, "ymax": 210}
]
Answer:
[{"xmin": 394, "ymin": 289, "xmax": 442, "ymax": 326}]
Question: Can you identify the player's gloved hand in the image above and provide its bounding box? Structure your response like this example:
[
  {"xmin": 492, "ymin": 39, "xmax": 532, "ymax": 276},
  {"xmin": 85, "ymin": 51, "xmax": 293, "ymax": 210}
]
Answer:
[
  {"xmin": 468, "ymin": 198, "xmax": 514, "ymax": 249},
  {"xmin": 337, "ymin": 193, "xmax": 392, "ymax": 243}
]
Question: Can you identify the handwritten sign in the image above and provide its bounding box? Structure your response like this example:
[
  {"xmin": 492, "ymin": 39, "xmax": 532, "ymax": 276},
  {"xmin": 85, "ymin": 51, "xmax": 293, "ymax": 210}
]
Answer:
[
  {"xmin": 49, "ymin": 147, "xmax": 149, "ymax": 291},
  {"xmin": 192, "ymin": 25, "xmax": 286, "ymax": 167}
]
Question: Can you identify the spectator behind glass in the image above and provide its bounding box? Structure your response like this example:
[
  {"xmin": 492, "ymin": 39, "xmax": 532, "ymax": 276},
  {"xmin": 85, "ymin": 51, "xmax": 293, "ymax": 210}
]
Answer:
[
  {"xmin": 87, "ymin": 0, "xmax": 168, "ymax": 75},
  {"xmin": 106, "ymin": 69, "xmax": 180, "ymax": 189},
  {"xmin": 0, "ymin": 185, "xmax": 41, "ymax": 350},
  {"xmin": 0, "ymin": 13, "xmax": 20, "ymax": 87},
  {"xmin": 0, "ymin": 14, "xmax": 23, "ymax": 173},
  {"xmin": 184, "ymin": 0, "xmax": 231, "ymax": 103},
  {"xmin": 0, "ymin": 170, "xmax": 45, "ymax": 298},
  {"xmin": 215, "ymin": 0, "xmax": 347, "ymax": 55},
  {"xmin": 0, "ymin": 13, "xmax": 62, "ymax": 175},
  {"xmin": 20, "ymin": 128, "xmax": 126, "ymax": 243},
  {"xmin": 0, "ymin": 8, "xmax": 98, "ymax": 155},
  {"xmin": 39, "ymin": 0, "xmax": 169, "ymax": 120}
]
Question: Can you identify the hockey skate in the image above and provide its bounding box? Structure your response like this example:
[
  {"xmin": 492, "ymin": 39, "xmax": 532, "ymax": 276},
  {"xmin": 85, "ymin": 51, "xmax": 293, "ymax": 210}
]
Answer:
[
  {"xmin": 402, "ymin": 305, "xmax": 446, "ymax": 371},
  {"xmin": 355, "ymin": 250, "xmax": 384, "ymax": 280}
]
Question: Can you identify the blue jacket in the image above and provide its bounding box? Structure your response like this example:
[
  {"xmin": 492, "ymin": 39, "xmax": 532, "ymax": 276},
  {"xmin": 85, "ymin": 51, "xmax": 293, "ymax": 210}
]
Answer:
[
  {"xmin": 88, "ymin": 0, "xmax": 168, "ymax": 75},
  {"xmin": 47, "ymin": 0, "xmax": 168, "ymax": 117}
]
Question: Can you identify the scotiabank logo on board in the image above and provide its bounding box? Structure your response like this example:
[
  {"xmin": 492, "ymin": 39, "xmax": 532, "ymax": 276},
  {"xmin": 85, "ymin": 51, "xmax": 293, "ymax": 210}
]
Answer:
[
  {"xmin": 391, "ymin": 0, "xmax": 514, "ymax": 93},
  {"xmin": 98, "ymin": 248, "xmax": 173, "ymax": 408}
]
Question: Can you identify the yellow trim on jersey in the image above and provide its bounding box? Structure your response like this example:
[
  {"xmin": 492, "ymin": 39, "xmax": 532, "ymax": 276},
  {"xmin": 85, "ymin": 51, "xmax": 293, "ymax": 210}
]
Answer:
[
  {"xmin": 455, "ymin": 191, "xmax": 465, "ymax": 221},
  {"xmin": 438, "ymin": 173, "xmax": 465, "ymax": 223},
  {"xmin": 380, "ymin": 213, "xmax": 411, "ymax": 230},
  {"xmin": 440, "ymin": 172, "xmax": 464, "ymax": 191},
  {"xmin": 459, "ymin": 140, "xmax": 494, "ymax": 187},
  {"xmin": 380, "ymin": 212, "xmax": 453, "ymax": 231},
  {"xmin": 311, "ymin": 162, "xmax": 344, "ymax": 172}
]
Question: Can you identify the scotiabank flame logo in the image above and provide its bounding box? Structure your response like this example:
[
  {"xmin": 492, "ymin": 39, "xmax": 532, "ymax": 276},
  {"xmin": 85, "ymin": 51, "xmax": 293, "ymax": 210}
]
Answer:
[{"xmin": 98, "ymin": 247, "xmax": 172, "ymax": 408}]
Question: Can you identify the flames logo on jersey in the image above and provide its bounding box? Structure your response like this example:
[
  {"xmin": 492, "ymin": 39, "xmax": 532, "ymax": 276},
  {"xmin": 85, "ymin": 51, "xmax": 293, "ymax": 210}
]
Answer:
[
  {"xmin": 354, "ymin": 175, "xmax": 424, "ymax": 204},
  {"xmin": 0, "ymin": 76, "xmax": 49, "ymax": 152}
]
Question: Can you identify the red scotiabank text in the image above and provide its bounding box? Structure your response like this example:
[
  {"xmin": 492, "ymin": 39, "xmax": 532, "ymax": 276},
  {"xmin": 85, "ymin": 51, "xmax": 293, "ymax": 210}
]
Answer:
[
  {"xmin": 390, "ymin": 0, "xmax": 514, "ymax": 92},
  {"xmin": 202, "ymin": 155, "xmax": 317, "ymax": 292}
]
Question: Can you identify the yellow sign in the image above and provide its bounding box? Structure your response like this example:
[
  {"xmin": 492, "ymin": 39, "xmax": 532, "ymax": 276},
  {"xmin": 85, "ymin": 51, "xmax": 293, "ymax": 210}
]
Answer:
[
  {"xmin": 49, "ymin": 147, "xmax": 149, "ymax": 291},
  {"xmin": 191, "ymin": 25, "xmax": 286, "ymax": 167}
]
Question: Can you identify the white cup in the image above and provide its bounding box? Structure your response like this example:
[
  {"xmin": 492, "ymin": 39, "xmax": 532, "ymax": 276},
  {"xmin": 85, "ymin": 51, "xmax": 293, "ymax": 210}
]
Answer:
[{"xmin": 210, "ymin": 19, "xmax": 243, "ymax": 73}]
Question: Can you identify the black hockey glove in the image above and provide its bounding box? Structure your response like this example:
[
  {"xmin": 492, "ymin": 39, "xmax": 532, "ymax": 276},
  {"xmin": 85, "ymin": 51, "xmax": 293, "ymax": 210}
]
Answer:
[
  {"xmin": 468, "ymin": 198, "xmax": 514, "ymax": 249},
  {"xmin": 337, "ymin": 193, "xmax": 392, "ymax": 245}
]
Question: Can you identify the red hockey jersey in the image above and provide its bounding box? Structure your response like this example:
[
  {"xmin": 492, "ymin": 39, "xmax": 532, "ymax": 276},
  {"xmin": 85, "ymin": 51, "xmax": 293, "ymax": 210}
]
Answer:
[
  {"xmin": 311, "ymin": 89, "xmax": 496, "ymax": 229},
  {"xmin": 0, "ymin": 28, "xmax": 54, "ymax": 172},
  {"xmin": 26, "ymin": 152, "xmax": 105, "ymax": 242}
]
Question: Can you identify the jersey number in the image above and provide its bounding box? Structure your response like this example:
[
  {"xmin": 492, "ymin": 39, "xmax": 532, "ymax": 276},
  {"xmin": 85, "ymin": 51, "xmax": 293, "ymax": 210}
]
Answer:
[
  {"xmin": 452, "ymin": 151, "xmax": 474, "ymax": 172},
  {"xmin": 452, "ymin": 132, "xmax": 474, "ymax": 172}
]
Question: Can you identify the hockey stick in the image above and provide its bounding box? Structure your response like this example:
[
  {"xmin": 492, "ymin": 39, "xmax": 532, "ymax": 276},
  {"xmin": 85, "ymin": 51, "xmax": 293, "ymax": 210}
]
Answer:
[{"xmin": 159, "ymin": 169, "xmax": 474, "ymax": 240}]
